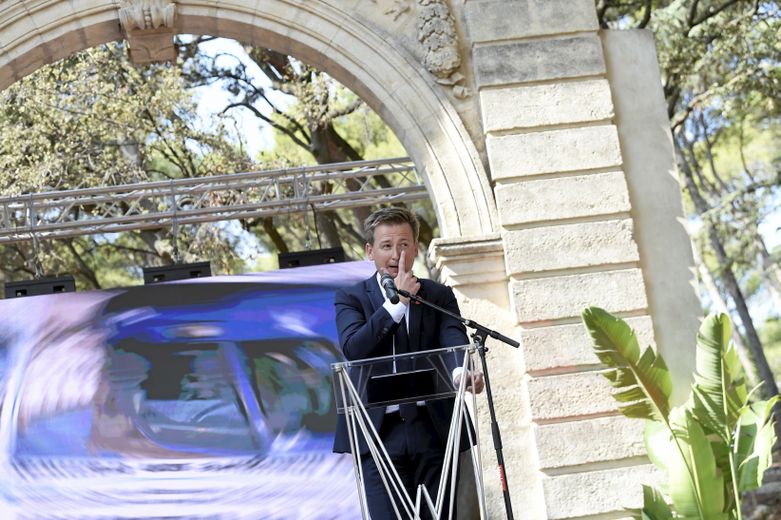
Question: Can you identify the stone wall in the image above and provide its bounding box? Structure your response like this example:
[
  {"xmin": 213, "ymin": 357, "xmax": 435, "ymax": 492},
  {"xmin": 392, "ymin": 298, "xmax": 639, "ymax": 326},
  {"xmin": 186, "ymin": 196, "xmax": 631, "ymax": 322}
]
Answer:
[{"xmin": 458, "ymin": 1, "xmax": 700, "ymax": 518}]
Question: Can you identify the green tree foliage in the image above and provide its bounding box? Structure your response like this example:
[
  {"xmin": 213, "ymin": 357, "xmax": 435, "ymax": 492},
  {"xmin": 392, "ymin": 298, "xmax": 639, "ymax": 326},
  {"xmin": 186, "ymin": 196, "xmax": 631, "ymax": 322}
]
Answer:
[
  {"xmin": 598, "ymin": 1, "xmax": 781, "ymax": 403},
  {"xmin": 0, "ymin": 43, "xmax": 251, "ymax": 288}
]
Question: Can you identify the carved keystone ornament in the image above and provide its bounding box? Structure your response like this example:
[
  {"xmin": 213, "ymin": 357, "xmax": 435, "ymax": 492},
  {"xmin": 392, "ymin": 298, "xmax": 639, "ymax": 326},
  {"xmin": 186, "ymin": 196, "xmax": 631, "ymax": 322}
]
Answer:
[
  {"xmin": 373, "ymin": 0, "xmax": 471, "ymax": 98},
  {"xmin": 118, "ymin": 0, "xmax": 177, "ymax": 64}
]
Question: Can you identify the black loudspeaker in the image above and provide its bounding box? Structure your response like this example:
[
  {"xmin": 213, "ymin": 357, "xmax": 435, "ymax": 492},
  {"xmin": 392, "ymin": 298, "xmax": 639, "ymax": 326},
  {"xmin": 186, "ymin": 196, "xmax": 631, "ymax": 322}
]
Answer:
[
  {"xmin": 5, "ymin": 275, "xmax": 76, "ymax": 298},
  {"xmin": 143, "ymin": 261, "xmax": 212, "ymax": 285},
  {"xmin": 278, "ymin": 247, "xmax": 346, "ymax": 269}
]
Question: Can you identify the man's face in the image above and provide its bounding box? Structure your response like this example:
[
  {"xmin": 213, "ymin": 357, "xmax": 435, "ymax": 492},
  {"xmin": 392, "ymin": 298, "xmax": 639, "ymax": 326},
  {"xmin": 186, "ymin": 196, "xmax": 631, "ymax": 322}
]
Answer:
[{"xmin": 366, "ymin": 222, "xmax": 419, "ymax": 277}]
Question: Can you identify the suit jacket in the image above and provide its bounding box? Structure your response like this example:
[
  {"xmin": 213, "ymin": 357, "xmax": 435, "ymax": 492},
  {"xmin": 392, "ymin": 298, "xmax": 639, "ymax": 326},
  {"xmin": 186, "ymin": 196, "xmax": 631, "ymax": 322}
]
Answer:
[{"xmin": 332, "ymin": 273, "xmax": 472, "ymax": 454}]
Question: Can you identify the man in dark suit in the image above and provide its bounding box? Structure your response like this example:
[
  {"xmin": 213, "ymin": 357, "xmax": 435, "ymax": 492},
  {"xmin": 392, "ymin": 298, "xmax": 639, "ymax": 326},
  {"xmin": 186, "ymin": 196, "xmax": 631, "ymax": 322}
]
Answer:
[{"xmin": 333, "ymin": 207, "xmax": 483, "ymax": 520}]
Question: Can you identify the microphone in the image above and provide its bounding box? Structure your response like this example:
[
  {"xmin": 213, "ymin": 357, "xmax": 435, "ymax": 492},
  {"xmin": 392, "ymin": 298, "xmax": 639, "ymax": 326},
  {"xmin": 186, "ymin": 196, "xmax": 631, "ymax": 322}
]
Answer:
[{"xmin": 380, "ymin": 273, "xmax": 400, "ymax": 304}]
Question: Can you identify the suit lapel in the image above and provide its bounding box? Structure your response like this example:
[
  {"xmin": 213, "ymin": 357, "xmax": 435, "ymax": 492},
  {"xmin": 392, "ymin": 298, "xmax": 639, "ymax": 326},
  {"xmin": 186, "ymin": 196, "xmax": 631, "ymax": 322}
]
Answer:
[
  {"xmin": 365, "ymin": 273, "xmax": 423, "ymax": 350},
  {"xmin": 364, "ymin": 274, "xmax": 384, "ymax": 312},
  {"xmin": 366, "ymin": 274, "xmax": 396, "ymax": 364}
]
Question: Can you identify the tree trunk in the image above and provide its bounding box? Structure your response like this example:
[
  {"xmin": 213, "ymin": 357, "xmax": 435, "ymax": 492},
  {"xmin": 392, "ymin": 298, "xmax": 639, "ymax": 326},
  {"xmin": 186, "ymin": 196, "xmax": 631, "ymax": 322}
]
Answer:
[
  {"xmin": 676, "ymin": 139, "xmax": 781, "ymax": 450},
  {"xmin": 309, "ymin": 122, "xmax": 369, "ymax": 249},
  {"xmin": 262, "ymin": 217, "xmax": 289, "ymax": 254},
  {"xmin": 65, "ymin": 239, "xmax": 101, "ymax": 290},
  {"xmin": 313, "ymin": 211, "xmax": 341, "ymax": 249},
  {"xmin": 755, "ymin": 234, "xmax": 781, "ymax": 312},
  {"xmin": 678, "ymin": 143, "xmax": 778, "ymax": 395}
]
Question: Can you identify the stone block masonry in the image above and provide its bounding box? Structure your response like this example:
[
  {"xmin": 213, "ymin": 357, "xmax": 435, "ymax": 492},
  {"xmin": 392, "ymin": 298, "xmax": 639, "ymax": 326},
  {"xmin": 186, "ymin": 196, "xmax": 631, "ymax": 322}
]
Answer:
[
  {"xmin": 465, "ymin": 0, "xmax": 674, "ymax": 518},
  {"xmin": 486, "ymin": 125, "xmax": 623, "ymax": 179}
]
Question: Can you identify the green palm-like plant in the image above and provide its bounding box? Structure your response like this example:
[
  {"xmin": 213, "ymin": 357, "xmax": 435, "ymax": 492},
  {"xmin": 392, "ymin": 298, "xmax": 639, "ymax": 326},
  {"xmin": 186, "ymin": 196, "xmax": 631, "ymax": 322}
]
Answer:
[{"xmin": 582, "ymin": 307, "xmax": 778, "ymax": 520}]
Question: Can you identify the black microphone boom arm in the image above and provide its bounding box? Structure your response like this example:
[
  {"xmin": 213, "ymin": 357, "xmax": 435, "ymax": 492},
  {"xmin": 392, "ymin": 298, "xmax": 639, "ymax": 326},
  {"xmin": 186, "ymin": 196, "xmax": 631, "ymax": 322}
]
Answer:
[{"xmin": 396, "ymin": 289, "xmax": 519, "ymax": 349}]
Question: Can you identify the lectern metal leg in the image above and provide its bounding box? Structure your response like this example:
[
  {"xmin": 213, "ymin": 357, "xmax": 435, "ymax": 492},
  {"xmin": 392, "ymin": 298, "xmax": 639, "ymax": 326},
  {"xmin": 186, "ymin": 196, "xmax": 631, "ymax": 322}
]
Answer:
[
  {"xmin": 338, "ymin": 368, "xmax": 370, "ymax": 520},
  {"xmin": 437, "ymin": 353, "xmax": 468, "ymax": 520},
  {"xmin": 339, "ymin": 370, "xmax": 417, "ymax": 519},
  {"xmin": 356, "ymin": 415, "xmax": 409, "ymax": 517}
]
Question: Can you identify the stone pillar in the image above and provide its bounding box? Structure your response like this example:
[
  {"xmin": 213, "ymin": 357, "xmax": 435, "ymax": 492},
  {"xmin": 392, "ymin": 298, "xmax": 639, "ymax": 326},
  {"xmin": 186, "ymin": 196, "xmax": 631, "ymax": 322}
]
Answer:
[
  {"xmin": 460, "ymin": 1, "xmax": 697, "ymax": 518},
  {"xmin": 602, "ymin": 29, "xmax": 701, "ymax": 404},
  {"xmin": 431, "ymin": 235, "xmax": 547, "ymax": 519}
]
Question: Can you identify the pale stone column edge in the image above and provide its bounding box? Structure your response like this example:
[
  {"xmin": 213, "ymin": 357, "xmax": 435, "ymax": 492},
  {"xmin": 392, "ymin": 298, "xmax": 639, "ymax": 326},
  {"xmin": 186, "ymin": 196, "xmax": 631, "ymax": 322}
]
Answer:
[{"xmin": 601, "ymin": 29, "xmax": 702, "ymax": 405}]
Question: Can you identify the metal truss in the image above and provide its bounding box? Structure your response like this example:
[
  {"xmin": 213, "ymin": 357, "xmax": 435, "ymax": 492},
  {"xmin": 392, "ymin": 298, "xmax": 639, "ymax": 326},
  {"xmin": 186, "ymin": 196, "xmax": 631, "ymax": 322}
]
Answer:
[{"xmin": 0, "ymin": 157, "xmax": 427, "ymax": 244}]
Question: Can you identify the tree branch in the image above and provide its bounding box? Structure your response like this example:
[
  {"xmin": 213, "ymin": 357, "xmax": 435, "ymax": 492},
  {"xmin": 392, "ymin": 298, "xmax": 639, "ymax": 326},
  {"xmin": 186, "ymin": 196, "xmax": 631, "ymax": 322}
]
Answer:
[
  {"xmin": 64, "ymin": 238, "xmax": 100, "ymax": 289},
  {"xmin": 670, "ymin": 70, "xmax": 751, "ymax": 129},
  {"xmin": 636, "ymin": 0, "xmax": 652, "ymax": 29},
  {"xmin": 596, "ymin": 0, "xmax": 609, "ymax": 29},
  {"xmin": 256, "ymin": 91, "xmax": 310, "ymax": 139},
  {"xmin": 738, "ymin": 118, "xmax": 756, "ymax": 183},
  {"xmin": 94, "ymin": 242, "xmax": 158, "ymax": 257},
  {"xmin": 691, "ymin": 0, "xmax": 745, "ymax": 28},
  {"xmin": 327, "ymin": 98, "xmax": 363, "ymax": 120},
  {"xmin": 222, "ymin": 101, "xmax": 312, "ymax": 150},
  {"xmin": 142, "ymin": 108, "xmax": 193, "ymax": 177},
  {"xmin": 687, "ymin": 0, "xmax": 702, "ymax": 28},
  {"xmin": 698, "ymin": 111, "xmax": 730, "ymax": 193}
]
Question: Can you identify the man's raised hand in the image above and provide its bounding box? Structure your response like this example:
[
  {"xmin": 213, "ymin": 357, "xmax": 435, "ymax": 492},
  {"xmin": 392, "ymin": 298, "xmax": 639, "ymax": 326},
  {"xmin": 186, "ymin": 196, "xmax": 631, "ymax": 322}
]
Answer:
[{"xmin": 394, "ymin": 249, "xmax": 420, "ymax": 305}]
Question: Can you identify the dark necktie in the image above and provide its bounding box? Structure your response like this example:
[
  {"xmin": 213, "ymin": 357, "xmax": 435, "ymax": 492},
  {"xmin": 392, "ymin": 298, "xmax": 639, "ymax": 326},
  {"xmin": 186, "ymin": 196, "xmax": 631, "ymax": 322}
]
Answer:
[{"xmin": 395, "ymin": 317, "xmax": 418, "ymax": 421}]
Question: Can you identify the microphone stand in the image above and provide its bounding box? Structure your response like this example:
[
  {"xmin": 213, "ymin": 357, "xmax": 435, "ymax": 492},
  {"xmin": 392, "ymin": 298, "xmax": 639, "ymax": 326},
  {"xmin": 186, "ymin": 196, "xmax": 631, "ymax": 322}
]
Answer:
[{"xmin": 397, "ymin": 288, "xmax": 518, "ymax": 520}]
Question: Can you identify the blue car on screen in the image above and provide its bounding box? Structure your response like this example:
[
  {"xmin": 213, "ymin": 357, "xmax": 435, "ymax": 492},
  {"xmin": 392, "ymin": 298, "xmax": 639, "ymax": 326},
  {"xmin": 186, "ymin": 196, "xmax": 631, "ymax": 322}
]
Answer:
[{"xmin": 92, "ymin": 281, "xmax": 344, "ymax": 459}]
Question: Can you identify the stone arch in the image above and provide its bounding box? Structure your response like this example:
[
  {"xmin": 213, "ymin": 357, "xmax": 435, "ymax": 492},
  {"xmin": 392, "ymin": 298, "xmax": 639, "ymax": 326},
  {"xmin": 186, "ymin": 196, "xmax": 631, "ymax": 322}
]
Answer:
[{"xmin": 0, "ymin": 0, "xmax": 498, "ymax": 240}]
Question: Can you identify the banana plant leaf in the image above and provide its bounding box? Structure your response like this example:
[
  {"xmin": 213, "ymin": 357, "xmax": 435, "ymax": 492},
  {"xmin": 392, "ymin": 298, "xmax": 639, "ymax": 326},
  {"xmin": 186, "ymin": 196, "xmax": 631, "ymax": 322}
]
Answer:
[
  {"xmin": 690, "ymin": 386, "xmax": 733, "ymax": 491},
  {"xmin": 640, "ymin": 485, "xmax": 673, "ymax": 520},
  {"xmin": 671, "ymin": 410, "xmax": 728, "ymax": 519},
  {"xmin": 691, "ymin": 314, "xmax": 746, "ymax": 436},
  {"xmin": 644, "ymin": 420, "xmax": 673, "ymax": 478},
  {"xmin": 582, "ymin": 307, "xmax": 672, "ymax": 422},
  {"xmin": 722, "ymin": 343, "xmax": 749, "ymax": 413},
  {"xmin": 689, "ymin": 312, "xmax": 758, "ymax": 508},
  {"xmin": 735, "ymin": 396, "xmax": 780, "ymax": 492},
  {"xmin": 647, "ymin": 408, "xmax": 727, "ymax": 519},
  {"xmin": 583, "ymin": 308, "xmax": 778, "ymax": 520}
]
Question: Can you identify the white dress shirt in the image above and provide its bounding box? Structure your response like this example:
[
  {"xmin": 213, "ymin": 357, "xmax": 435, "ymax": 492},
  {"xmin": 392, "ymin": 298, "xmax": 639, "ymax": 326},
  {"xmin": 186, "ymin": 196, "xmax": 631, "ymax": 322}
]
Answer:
[
  {"xmin": 377, "ymin": 273, "xmax": 415, "ymax": 413},
  {"xmin": 376, "ymin": 274, "xmax": 464, "ymax": 413}
]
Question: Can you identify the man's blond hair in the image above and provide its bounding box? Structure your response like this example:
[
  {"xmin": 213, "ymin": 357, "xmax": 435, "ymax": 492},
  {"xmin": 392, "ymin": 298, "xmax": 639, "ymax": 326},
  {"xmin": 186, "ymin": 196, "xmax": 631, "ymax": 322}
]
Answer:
[{"xmin": 363, "ymin": 207, "xmax": 419, "ymax": 245}]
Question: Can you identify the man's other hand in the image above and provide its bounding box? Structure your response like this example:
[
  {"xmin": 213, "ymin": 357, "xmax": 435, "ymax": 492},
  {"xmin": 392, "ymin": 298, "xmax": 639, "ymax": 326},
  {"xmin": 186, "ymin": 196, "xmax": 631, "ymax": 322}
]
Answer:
[{"xmin": 454, "ymin": 370, "xmax": 485, "ymax": 394}]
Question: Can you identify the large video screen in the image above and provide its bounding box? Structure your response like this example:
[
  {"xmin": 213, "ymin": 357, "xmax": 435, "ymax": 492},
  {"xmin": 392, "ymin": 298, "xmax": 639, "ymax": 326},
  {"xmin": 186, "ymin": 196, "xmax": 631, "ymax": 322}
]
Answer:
[{"xmin": 0, "ymin": 261, "xmax": 375, "ymax": 519}]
